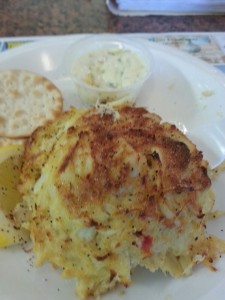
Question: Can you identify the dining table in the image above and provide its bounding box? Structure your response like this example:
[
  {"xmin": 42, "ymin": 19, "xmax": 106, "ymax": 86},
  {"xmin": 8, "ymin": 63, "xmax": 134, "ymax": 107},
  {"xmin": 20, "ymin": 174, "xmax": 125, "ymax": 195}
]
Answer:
[
  {"xmin": 1, "ymin": 1, "xmax": 225, "ymax": 300},
  {"xmin": 1, "ymin": 0, "xmax": 225, "ymax": 35}
]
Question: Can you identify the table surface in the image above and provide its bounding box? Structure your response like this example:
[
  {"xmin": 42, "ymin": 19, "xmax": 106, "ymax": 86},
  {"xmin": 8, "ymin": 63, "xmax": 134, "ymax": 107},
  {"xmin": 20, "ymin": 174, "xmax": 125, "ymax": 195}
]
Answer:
[{"xmin": 1, "ymin": 0, "xmax": 225, "ymax": 37}]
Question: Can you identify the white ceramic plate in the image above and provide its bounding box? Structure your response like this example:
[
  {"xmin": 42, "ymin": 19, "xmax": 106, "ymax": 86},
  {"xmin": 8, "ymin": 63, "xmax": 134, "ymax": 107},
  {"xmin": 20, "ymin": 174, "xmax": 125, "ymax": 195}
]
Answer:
[{"xmin": 0, "ymin": 35, "xmax": 225, "ymax": 300}]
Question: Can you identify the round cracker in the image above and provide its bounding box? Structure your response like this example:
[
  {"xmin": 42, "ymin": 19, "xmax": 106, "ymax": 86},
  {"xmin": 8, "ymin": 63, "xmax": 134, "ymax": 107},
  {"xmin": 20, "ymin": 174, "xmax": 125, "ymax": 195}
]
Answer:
[{"xmin": 0, "ymin": 69, "xmax": 63, "ymax": 138}]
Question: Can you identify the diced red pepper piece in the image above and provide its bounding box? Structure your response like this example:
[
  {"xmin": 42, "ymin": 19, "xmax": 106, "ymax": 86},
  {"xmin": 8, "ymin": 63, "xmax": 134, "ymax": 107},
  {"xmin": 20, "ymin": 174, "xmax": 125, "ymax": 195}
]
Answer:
[{"xmin": 141, "ymin": 235, "xmax": 153, "ymax": 253}]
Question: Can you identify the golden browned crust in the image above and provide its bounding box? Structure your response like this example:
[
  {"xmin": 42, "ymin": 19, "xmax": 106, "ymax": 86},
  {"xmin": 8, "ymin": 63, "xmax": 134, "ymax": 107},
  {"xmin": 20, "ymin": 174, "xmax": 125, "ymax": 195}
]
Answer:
[{"xmin": 21, "ymin": 105, "xmax": 211, "ymax": 218}]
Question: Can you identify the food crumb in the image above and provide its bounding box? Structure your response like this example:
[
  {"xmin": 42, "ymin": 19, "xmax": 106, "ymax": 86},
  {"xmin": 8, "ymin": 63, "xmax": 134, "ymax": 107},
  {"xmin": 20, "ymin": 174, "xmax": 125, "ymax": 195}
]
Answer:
[
  {"xmin": 168, "ymin": 82, "xmax": 175, "ymax": 90},
  {"xmin": 201, "ymin": 89, "xmax": 214, "ymax": 97},
  {"xmin": 216, "ymin": 111, "xmax": 224, "ymax": 118},
  {"xmin": 27, "ymin": 254, "xmax": 34, "ymax": 268},
  {"xmin": 118, "ymin": 289, "xmax": 126, "ymax": 296},
  {"xmin": 164, "ymin": 294, "xmax": 173, "ymax": 300}
]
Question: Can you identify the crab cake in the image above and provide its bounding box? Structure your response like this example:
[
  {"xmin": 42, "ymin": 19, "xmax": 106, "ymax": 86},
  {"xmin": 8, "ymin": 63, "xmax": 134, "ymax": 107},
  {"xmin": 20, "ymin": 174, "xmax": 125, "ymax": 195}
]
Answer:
[{"xmin": 18, "ymin": 104, "xmax": 225, "ymax": 299}]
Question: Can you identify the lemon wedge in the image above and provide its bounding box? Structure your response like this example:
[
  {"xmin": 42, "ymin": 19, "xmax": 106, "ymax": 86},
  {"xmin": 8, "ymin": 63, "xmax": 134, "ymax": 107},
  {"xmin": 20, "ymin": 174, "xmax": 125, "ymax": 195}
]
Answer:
[{"xmin": 0, "ymin": 144, "xmax": 29, "ymax": 248}]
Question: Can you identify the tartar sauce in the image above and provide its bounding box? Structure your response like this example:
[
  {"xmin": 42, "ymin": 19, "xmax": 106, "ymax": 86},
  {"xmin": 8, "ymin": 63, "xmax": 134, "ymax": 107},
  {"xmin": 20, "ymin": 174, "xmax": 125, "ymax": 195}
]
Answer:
[{"xmin": 72, "ymin": 48, "xmax": 147, "ymax": 90}]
